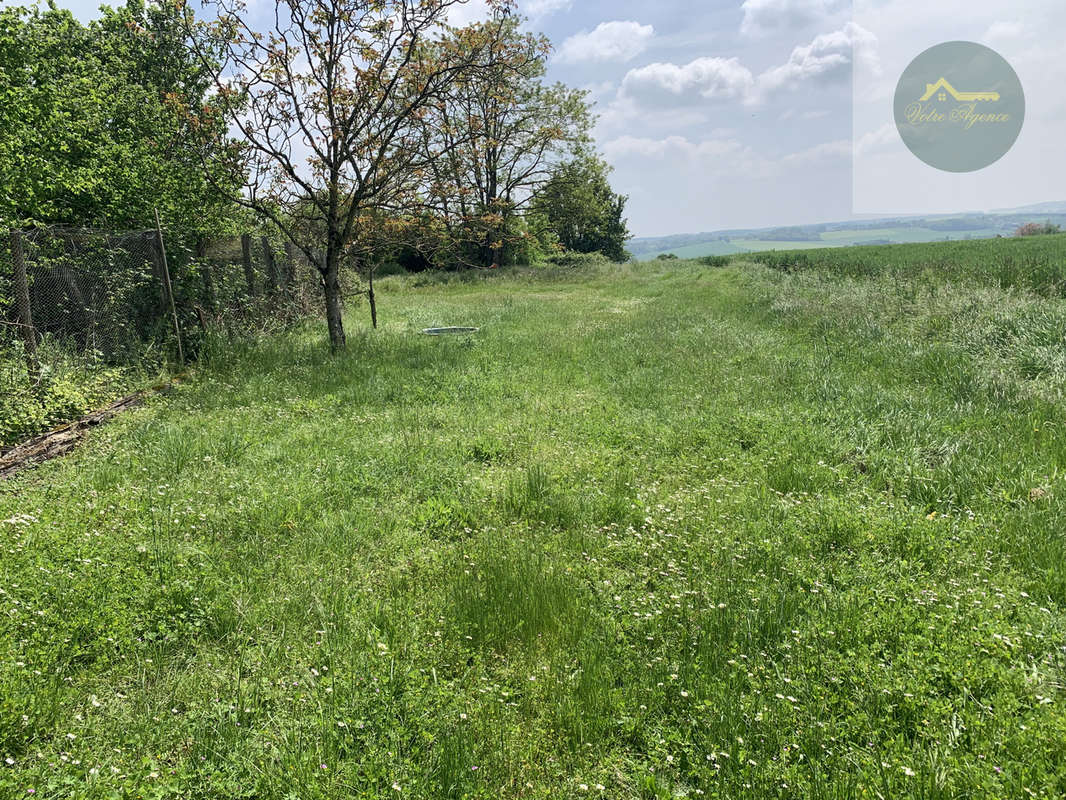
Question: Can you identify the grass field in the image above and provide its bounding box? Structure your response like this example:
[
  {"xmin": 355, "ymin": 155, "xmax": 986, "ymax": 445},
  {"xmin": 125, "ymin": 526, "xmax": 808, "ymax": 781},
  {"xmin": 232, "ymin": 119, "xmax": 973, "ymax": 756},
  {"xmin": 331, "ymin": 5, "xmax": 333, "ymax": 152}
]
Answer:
[{"xmin": 3, "ymin": 241, "xmax": 1066, "ymax": 798}]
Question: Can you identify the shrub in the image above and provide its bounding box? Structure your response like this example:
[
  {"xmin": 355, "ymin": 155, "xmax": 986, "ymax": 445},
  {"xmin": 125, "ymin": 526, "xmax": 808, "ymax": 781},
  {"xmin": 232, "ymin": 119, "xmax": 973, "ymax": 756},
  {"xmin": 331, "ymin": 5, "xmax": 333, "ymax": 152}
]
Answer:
[
  {"xmin": 0, "ymin": 341, "xmax": 134, "ymax": 446},
  {"xmin": 656, "ymin": 253, "xmax": 679, "ymax": 261},
  {"xmin": 749, "ymin": 251, "xmax": 813, "ymax": 272},
  {"xmin": 545, "ymin": 250, "xmax": 611, "ymax": 269},
  {"xmin": 374, "ymin": 261, "xmax": 410, "ymax": 278},
  {"xmin": 699, "ymin": 255, "xmax": 733, "ymax": 267},
  {"xmin": 1015, "ymin": 221, "xmax": 1062, "ymax": 237}
]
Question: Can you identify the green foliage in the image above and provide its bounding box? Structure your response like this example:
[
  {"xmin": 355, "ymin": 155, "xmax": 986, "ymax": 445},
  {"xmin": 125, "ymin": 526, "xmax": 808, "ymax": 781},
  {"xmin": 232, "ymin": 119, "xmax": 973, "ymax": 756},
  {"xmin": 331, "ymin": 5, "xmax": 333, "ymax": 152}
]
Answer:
[
  {"xmin": 529, "ymin": 154, "xmax": 630, "ymax": 262},
  {"xmin": 544, "ymin": 250, "xmax": 612, "ymax": 269},
  {"xmin": 0, "ymin": 341, "xmax": 143, "ymax": 445},
  {"xmin": 423, "ymin": 13, "xmax": 594, "ymax": 268},
  {"xmin": 698, "ymin": 254, "xmax": 734, "ymax": 267},
  {"xmin": 0, "ymin": 1, "xmax": 238, "ymax": 232},
  {"xmin": 656, "ymin": 252, "xmax": 679, "ymax": 261}
]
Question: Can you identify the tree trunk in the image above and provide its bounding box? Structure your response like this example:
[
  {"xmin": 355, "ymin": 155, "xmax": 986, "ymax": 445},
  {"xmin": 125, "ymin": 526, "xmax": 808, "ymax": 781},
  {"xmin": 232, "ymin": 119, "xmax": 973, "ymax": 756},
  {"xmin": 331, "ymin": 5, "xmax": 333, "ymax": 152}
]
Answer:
[{"xmin": 323, "ymin": 266, "xmax": 346, "ymax": 350}]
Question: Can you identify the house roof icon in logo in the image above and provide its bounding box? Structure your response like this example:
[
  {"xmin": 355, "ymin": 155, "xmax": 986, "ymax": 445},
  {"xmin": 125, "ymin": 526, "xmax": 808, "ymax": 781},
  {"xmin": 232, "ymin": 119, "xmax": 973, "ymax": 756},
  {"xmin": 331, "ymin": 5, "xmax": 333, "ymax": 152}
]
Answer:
[{"xmin": 919, "ymin": 78, "xmax": 1000, "ymax": 102}]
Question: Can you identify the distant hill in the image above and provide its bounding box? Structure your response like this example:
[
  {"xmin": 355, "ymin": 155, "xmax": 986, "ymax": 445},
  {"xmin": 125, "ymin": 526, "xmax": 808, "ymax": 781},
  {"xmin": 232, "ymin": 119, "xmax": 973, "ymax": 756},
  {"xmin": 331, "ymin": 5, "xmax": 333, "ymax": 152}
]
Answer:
[
  {"xmin": 992, "ymin": 201, "xmax": 1066, "ymax": 215},
  {"xmin": 630, "ymin": 206, "xmax": 1066, "ymax": 261}
]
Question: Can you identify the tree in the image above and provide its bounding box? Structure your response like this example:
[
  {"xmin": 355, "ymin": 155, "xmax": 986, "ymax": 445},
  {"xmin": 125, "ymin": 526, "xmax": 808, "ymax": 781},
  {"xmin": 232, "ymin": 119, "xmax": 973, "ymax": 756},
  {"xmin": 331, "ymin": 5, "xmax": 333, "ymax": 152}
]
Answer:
[
  {"xmin": 194, "ymin": 0, "xmax": 498, "ymax": 349},
  {"xmin": 1015, "ymin": 221, "xmax": 1062, "ymax": 237},
  {"xmin": 0, "ymin": 1, "xmax": 237, "ymax": 233},
  {"xmin": 93, "ymin": 0, "xmax": 242, "ymax": 237},
  {"xmin": 421, "ymin": 11, "xmax": 590, "ymax": 267},
  {"xmin": 530, "ymin": 154, "xmax": 630, "ymax": 262}
]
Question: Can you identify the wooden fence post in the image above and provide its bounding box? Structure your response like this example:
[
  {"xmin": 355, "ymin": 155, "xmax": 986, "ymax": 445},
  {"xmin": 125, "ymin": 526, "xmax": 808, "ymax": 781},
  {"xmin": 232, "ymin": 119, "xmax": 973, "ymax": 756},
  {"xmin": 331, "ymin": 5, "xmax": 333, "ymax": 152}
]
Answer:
[
  {"xmin": 9, "ymin": 229, "xmax": 39, "ymax": 379},
  {"xmin": 241, "ymin": 233, "xmax": 257, "ymax": 296},
  {"xmin": 261, "ymin": 236, "xmax": 279, "ymax": 293},
  {"xmin": 153, "ymin": 209, "xmax": 185, "ymax": 364},
  {"xmin": 283, "ymin": 241, "xmax": 296, "ymax": 289},
  {"xmin": 196, "ymin": 236, "xmax": 216, "ymax": 311}
]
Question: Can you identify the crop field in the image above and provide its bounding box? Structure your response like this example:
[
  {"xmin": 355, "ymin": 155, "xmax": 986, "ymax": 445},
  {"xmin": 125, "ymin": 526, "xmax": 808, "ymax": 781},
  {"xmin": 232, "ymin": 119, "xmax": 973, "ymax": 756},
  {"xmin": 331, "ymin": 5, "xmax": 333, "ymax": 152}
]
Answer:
[
  {"xmin": 3, "ymin": 239, "xmax": 1066, "ymax": 798},
  {"xmin": 632, "ymin": 218, "xmax": 1066, "ymax": 261},
  {"xmin": 636, "ymin": 230, "xmax": 982, "ymax": 261}
]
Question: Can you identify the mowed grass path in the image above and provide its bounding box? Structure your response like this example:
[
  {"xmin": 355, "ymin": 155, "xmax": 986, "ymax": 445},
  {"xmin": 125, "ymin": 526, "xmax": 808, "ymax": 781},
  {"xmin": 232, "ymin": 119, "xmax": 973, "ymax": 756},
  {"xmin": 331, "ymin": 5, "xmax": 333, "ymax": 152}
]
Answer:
[{"xmin": 3, "ymin": 259, "xmax": 1066, "ymax": 798}]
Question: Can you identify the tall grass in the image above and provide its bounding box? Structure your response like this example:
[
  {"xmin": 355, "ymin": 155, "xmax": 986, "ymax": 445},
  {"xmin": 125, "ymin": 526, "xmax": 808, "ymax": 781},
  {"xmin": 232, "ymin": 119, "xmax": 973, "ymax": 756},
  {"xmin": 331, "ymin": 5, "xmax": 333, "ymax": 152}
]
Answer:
[
  {"xmin": 2, "ymin": 242, "xmax": 1066, "ymax": 797},
  {"xmin": 744, "ymin": 233, "xmax": 1066, "ymax": 296}
]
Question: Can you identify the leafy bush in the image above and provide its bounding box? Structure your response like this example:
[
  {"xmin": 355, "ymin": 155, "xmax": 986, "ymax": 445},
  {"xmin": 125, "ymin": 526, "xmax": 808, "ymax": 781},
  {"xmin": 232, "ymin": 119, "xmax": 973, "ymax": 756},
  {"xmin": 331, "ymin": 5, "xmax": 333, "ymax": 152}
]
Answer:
[
  {"xmin": 374, "ymin": 261, "xmax": 410, "ymax": 278},
  {"xmin": 0, "ymin": 341, "xmax": 141, "ymax": 446},
  {"xmin": 530, "ymin": 154, "xmax": 631, "ymax": 262},
  {"xmin": 656, "ymin": 253, "xmax": 679, "ymax": 261},
  {"xmin": 699, "ymin": 254, "xmax": 734, "ymax": 267},
  {"xmin": 545, "ymin": 250, "xmax": 611, "ymax": 268},
  {"xmin": 749, "ymin": 251, "xmax": 813, "ymax": 272}
]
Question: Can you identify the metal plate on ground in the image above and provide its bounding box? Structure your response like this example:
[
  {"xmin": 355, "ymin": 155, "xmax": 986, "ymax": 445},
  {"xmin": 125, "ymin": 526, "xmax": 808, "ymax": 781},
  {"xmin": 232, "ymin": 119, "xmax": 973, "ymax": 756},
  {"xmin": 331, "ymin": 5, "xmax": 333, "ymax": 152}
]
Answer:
[{"xmin": 421, "ymin": 327, "xmax": 479, "ymax": 335}]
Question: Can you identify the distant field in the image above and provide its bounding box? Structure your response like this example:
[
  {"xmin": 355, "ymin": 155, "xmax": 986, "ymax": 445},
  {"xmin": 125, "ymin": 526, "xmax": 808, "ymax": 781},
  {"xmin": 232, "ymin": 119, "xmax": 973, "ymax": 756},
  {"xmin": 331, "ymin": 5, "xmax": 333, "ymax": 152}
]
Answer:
[
  {"xmin": 640, "ymin": 239, "xmax": 749, "ymax": 259},
  {"xmin": 4, "ymin": 237, "xmax": 1066, "ymax": 798},
  {"xmin": 731, "ymin": 239, "xmax": 834, "ymax": 251},
  {"xmin": 639, "ymin": 227, "xmax": 1008, "ymax": 260},
  {"xmin": 816, "ymin": 226, "xmax": 1003, "ymax": 244}
]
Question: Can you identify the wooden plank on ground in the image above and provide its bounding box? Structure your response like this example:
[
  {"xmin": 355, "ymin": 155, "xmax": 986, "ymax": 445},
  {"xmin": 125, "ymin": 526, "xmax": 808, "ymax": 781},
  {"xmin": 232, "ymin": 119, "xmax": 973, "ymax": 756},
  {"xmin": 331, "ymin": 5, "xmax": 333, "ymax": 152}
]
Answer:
[{"xmin": 0, "ymin": 378, "xmax": 182, "ymax": 480}]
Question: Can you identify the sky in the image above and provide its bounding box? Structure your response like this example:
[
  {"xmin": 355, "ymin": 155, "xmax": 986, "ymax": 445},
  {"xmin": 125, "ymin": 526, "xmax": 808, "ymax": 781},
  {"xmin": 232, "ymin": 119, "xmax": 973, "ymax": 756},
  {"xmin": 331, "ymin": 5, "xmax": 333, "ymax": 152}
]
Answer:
[{"xmin": 51, "ymin": 0, "xmax": 1066, "ymax": 237}]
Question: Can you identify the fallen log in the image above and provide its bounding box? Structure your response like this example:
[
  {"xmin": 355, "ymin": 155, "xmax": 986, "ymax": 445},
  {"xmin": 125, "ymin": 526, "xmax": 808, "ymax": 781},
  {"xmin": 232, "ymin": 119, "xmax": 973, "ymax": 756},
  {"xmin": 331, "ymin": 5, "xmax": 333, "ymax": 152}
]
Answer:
[{"xmin": 1, "ymin": 378, "xmax": 181, "ymax": 480}]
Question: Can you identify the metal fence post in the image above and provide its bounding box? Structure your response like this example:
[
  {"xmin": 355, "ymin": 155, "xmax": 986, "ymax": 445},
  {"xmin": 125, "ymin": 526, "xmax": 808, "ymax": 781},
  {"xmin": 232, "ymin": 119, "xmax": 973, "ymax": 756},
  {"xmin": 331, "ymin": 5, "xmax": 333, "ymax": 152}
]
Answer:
[
  {"xmin": 153, "ymin": 209, "xmax": 185, "ymax": 364},
  {"xmin": 9, "ymin": 229, "xmax": 39, "ymax": 379}
]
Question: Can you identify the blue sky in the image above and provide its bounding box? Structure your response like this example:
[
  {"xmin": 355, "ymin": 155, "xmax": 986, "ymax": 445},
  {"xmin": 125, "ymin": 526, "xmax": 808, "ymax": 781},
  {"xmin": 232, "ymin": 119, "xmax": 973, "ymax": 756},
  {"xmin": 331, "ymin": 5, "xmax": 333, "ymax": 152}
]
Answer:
[
  {"xmin": 456, "ymin": 0, "xmax": 860, "ymax": 236},
  {"xmin": 51, "ymin": 0, "xmax": 1064, "ymax": 237}
]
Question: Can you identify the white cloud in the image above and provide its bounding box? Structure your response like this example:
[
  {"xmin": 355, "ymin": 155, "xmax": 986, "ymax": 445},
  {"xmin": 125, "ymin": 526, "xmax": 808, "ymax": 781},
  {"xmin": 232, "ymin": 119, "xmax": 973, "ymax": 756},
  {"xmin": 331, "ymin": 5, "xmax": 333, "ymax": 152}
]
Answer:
[
  {"xmin": 778, "ymin": 108, "xmax": 831, "ymax": 121},
  {"xmin": 740, "ymin": 0, "xmax": 847, "ymax": 36},
  {"xmin": 604, "ymin": 134, "xmax": 848, "ymax": 177},
  {"xmin": 522, "ymin": 0, "xmax": 571, "ymax": 20},
  {"xmin": 450, "ymin": 0, "xmax": 569, "ymax": 27},
  {"xmin": 447, "ymin": 0, "xmax": 491, "ymax": 27},
  {"xmin": 983, "ymin": 20, "xmax": 1029, "ymax": 45},
  {"xmin": 854, "ymin": 123, "xmax": 899, "ymax": 158},
  {"xmin": 556, "ymin": 21, "xmax": 654, "ymax": 64},
  {"xmin": 593, "ymin": 96, "xmax": 718, "ymax": 142},
  {"xmin": 582, "ymin": 81, "xmax": 617, "ymax": 102},
  {"xmin": 755, "ymin": 23, "xmax": 879, "ymax": 98},
  {"xmin": 605, "ymin": 134, "xmax": 776, "ymax": 179},
  {"xmin": 605, "ymin": 135, "xmax": 738, "ymax": 160},
  {"xmin": 620, "ymin": 57, "xmax": 755, "ymax": 107},
  {"xmin": 616, "ymin": 24, "xmax": 878, "ymax": 110},
  {"xmin": 604, "ymin": 134, "xmax": 854, "ymax": 235},
  {"xmin": 781, "ymin": 139, "xmax": 851, "ymax": 165}
]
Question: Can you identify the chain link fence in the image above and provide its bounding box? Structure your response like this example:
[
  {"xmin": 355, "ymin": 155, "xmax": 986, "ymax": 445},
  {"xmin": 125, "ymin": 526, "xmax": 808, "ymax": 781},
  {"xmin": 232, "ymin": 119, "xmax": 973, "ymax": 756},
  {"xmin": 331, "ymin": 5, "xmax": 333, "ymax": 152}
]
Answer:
[
  {"xmin": 2, "ymin": 225, "xmax": 320, "ymax": 366},
  {"xmin": 1, "ymin": 223, "xmax": 321, "ymax": 445}
]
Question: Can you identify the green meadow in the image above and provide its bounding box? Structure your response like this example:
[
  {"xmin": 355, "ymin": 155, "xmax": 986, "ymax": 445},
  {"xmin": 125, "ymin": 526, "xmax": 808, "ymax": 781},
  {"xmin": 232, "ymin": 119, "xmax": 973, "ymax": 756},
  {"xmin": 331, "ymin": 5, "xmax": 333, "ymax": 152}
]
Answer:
[{"xmin": 3, "ymin": 238, "xmax": 1066, "ymax": 798}]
